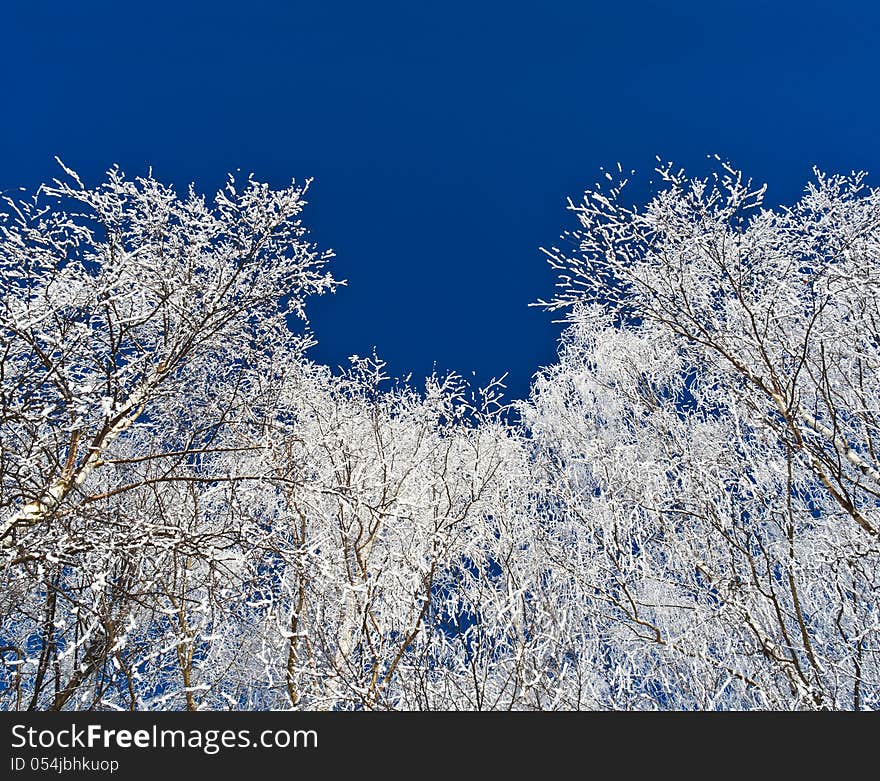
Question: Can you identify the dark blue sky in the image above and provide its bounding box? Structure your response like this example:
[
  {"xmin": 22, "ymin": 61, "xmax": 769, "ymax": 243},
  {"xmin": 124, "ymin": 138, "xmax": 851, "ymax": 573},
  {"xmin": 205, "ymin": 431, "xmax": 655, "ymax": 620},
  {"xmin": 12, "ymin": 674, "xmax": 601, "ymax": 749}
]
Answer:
[{"xmin": 4, "ymin": 1, "xmax": 878, "ymax": 399}]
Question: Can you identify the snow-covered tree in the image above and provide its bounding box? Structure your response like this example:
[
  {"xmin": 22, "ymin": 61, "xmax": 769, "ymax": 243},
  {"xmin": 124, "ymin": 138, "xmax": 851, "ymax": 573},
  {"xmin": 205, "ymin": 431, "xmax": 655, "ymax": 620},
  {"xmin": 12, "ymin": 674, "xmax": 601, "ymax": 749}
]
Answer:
[
  {"xmin": 527, "ymin": 161, "xmax": 880, "ymax": 708},
  {"xmin": 0, "ymin": 163, "xmax": 338, "ymax": 708}
]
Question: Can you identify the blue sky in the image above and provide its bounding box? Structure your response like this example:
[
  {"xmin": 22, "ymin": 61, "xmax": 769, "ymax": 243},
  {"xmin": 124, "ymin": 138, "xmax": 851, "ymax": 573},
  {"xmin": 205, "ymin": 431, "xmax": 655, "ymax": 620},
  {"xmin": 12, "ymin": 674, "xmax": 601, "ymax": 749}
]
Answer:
[{"xmin": 3, "ymin": 1, "xmax": 878, "ymax": 399}]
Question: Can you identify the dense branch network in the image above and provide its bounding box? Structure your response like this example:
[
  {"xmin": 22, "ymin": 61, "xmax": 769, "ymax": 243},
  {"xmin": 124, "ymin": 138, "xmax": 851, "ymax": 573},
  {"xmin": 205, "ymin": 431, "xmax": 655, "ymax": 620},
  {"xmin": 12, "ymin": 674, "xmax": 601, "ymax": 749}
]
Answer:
[{"xmin": 1, "ymin": 161, "xmax": 878, "ymax": 710}]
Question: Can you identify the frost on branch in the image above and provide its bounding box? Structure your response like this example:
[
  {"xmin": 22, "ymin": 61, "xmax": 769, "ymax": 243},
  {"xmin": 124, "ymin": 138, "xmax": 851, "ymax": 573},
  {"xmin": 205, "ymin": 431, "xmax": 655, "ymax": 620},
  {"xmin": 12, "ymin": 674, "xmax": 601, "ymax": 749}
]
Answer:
[{"xmin": 2, "ymin": 160, "xmax": 880, "ymax": 711}]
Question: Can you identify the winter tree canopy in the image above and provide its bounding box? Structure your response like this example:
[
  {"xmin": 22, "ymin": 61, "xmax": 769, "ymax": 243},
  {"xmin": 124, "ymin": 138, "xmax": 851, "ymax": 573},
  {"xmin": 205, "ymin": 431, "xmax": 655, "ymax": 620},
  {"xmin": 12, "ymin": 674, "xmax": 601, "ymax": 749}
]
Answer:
[{"xmin": 2, "ymin": 160, "xmax": 878, "ymax": 710}]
